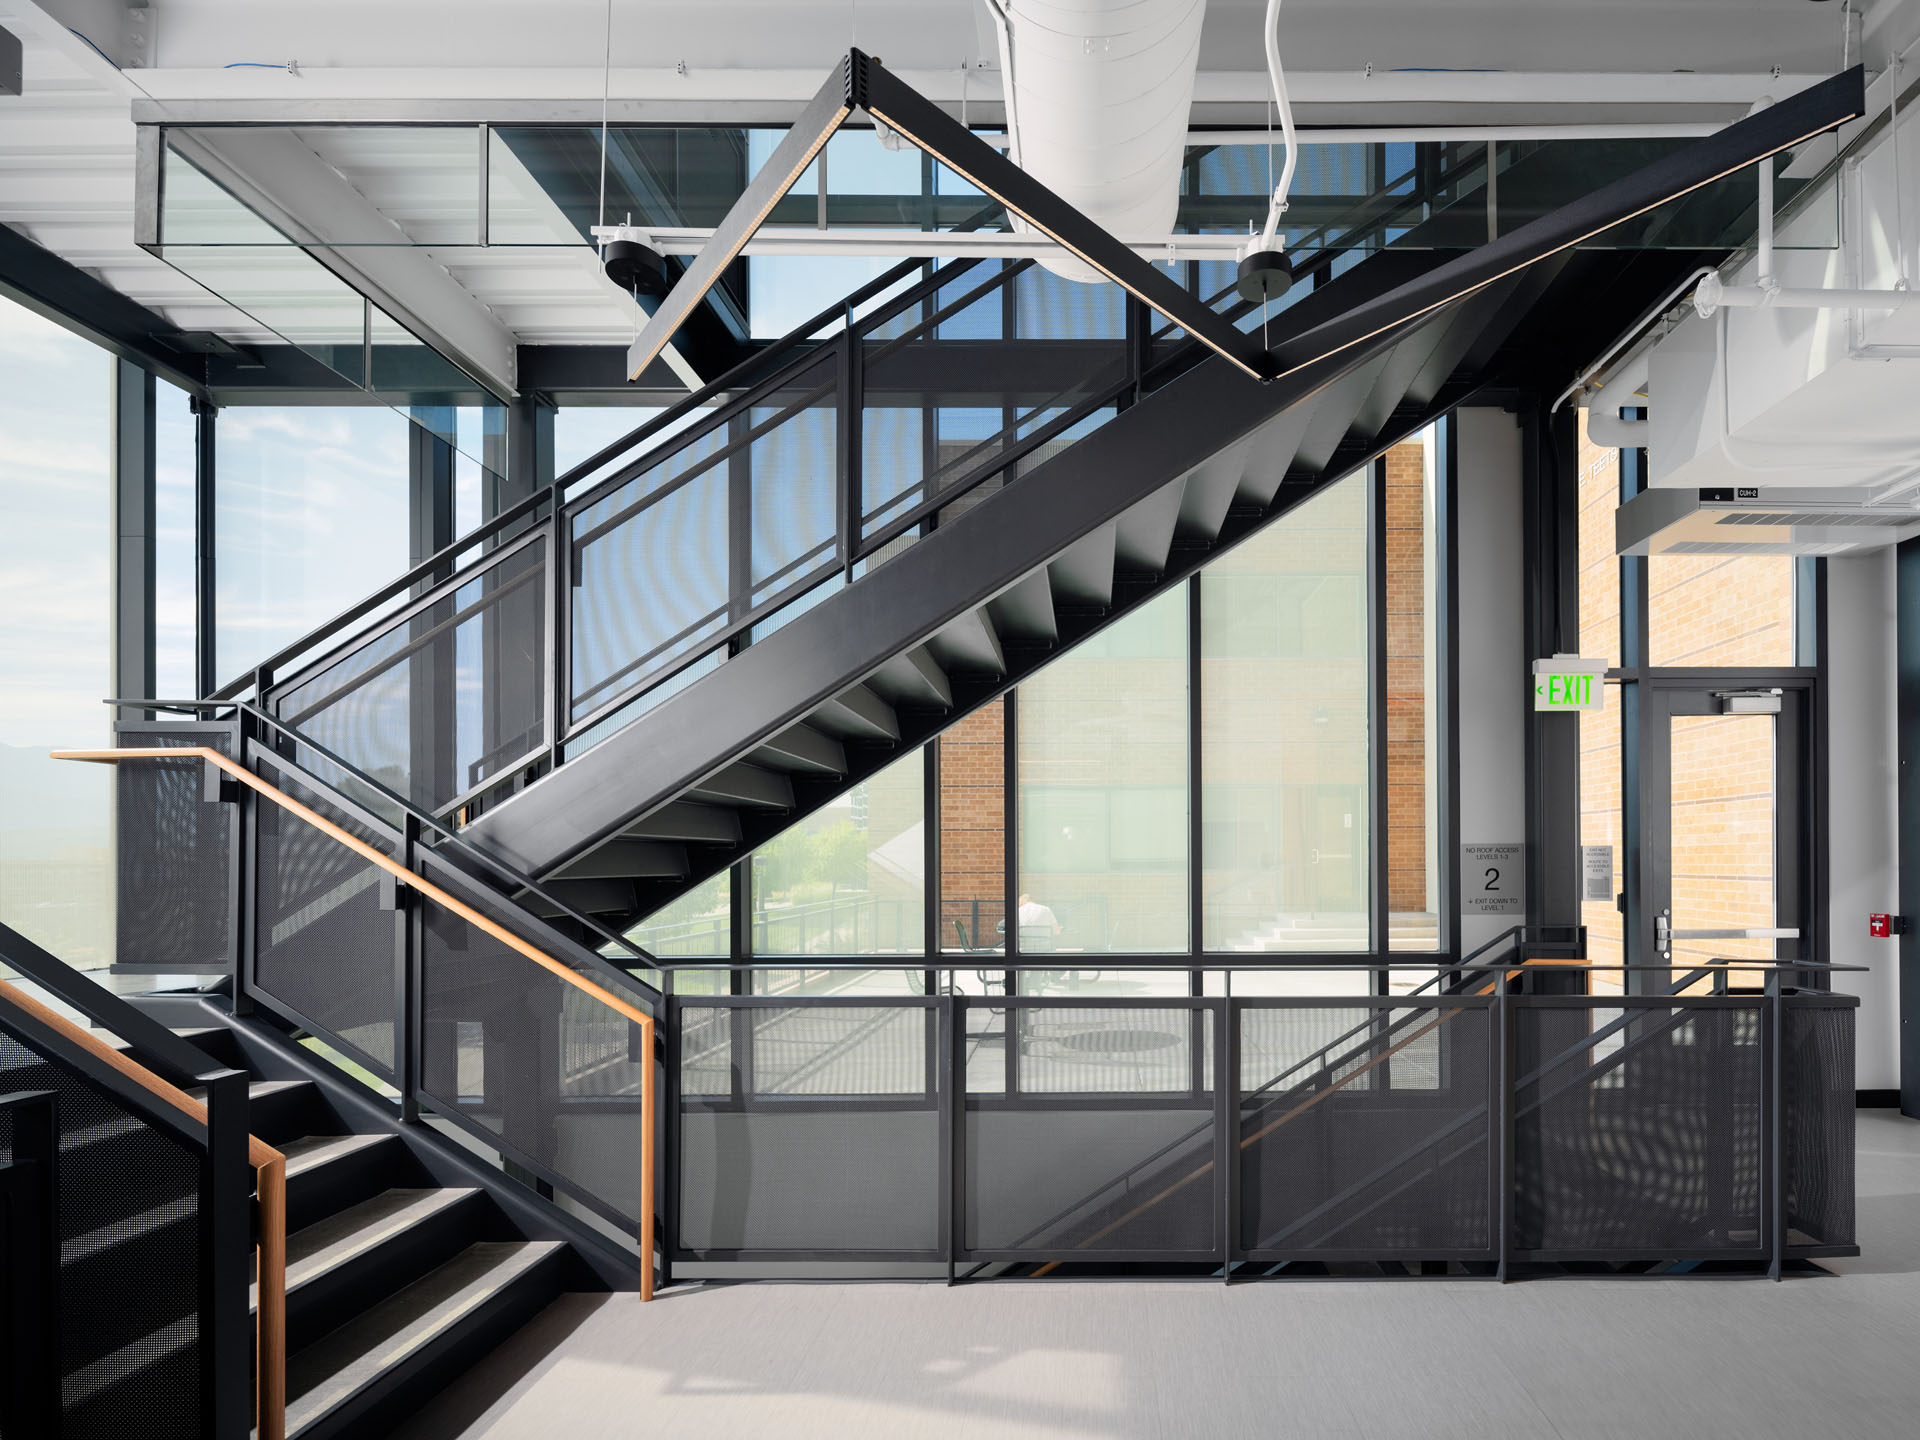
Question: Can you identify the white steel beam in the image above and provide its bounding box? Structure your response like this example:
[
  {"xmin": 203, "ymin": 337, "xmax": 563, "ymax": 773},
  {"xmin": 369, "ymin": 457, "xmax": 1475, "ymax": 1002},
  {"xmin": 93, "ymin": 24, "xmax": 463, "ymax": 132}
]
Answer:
[{"xmin": 162, "ymin": 127, "xmax": 520, "ymax": 395}]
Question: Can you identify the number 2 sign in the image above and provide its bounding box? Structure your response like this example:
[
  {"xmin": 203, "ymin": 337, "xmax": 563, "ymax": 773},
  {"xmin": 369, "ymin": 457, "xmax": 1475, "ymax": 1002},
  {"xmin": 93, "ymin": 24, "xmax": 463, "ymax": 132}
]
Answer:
[{"xmin": 1461, "ymin": 844, "xmax": 1525, "ymax": 916}]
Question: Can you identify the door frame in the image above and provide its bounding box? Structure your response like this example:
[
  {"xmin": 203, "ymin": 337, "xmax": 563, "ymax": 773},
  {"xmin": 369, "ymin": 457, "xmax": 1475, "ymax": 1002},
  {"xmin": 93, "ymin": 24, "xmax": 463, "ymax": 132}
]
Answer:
[{"xmin": 1624, "ymin": 669, "xmax": 1820, "ymax": 995}]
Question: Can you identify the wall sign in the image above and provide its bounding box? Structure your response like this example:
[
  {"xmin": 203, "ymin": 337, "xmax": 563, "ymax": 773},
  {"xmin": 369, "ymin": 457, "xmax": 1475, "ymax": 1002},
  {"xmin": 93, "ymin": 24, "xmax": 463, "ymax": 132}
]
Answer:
[
  {"xmin": 1582, "ymin": 845, "xmax": 1614, "ymax": 904},
  {"xmin": 1462, "ymin": 844, "xmax": 1524, "ymax": 915},
  {"xmin": 1533, "ymin": 653, "xmax": 1608, "ymax": 712}
]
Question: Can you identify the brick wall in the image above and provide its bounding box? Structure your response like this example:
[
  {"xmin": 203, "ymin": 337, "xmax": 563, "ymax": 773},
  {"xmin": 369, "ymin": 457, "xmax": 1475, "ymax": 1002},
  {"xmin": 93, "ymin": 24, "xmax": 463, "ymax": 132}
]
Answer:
[
  {"xmin": 1574, "ymin": 414, "xmax": 1791, "ymax": 990},
  {"xmin": 1384, "ymin": 439, "xmax": 1433, "ymax": 921}
]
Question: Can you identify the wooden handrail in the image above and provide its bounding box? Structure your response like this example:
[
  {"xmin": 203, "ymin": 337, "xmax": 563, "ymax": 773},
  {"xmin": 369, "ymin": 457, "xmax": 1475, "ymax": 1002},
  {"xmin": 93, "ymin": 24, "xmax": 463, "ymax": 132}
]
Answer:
[
  {"xmin": 56, "ymin": 746, "xmax": 658, "ymax": 1303},
  {"xmin": 0, "ymin": 977, "xmax": 287, "ymax": 1438}
]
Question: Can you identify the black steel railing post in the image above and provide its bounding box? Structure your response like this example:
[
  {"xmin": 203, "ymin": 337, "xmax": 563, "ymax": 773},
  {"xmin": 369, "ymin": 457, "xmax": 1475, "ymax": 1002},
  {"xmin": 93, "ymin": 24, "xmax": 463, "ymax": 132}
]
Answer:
[
  {"xmin": 1218, "ymin": 996, "xmax": 1238, "ymax": 1284},
  {"xmin": 397, "ymin": 813, "xmax": 421, "ymax": 1123},
  {"xmin": 947, "ymin": 991, "xmax": 965, "ymax": 1282},
  {"xmin": 548, "ymin": 510, "xmax": 570, "ymax": 766},
  {"xmin": 0, "ymin": 1089, "xmax": 57, "ymax": 1439},
  {"xmin": 199, "ymin": 1067, "xmax": 253, "ymax": 1440},
  {"xmin": 1494, "ymin": 964, "xmax": 1514, "ymax": 1282},
  {"xmin": 837, "ymin": 313, "xmax": 863, "ymax": 575},
  {"xmin": 1768, "ymin": 970, "xmax": 1786, "ymax": 1281}
]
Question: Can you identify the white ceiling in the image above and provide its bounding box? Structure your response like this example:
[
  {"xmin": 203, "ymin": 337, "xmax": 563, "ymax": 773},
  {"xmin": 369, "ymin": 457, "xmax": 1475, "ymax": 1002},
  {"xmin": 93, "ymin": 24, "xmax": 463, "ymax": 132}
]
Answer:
[{"xmin": 0, "ymin": 0, "xmax": 1911, "ymax": 380}]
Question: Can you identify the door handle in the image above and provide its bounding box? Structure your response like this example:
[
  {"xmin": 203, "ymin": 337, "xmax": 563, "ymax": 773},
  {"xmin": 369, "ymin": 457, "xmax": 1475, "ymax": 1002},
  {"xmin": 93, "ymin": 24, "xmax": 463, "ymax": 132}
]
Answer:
[{"xmin": 1667, "ymin": 928, "xmax": 1801, "ymax": 940}]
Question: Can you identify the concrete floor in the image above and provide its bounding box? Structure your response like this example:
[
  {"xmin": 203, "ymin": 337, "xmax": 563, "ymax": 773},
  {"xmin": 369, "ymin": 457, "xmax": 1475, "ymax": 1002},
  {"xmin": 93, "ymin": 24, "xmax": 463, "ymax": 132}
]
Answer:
[{"xmin": 392, "ymin": 1110, "xmax": 1920, "ymax": 1440}]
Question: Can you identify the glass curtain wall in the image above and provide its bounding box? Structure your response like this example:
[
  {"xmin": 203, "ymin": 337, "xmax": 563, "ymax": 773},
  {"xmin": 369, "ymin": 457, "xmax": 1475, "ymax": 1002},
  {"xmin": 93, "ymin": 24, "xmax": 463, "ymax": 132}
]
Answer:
[
  {"xmin": 0, "ymin": 294, "xmax": 115, "ymax": 967},
  {"xmin": 154, "ymin": 380, "xmax": 199, "ymax": 698},
  {"xmin": 620, "ymin": 435, "xmax": 1445, "ymax": 990},
  {"xmin": 214, "ymin": 406, "xmax": 411, "ymax": 681},
  {"xmin": 1019, "ymin": 587, "xmax": 1189, "ymax": 955},
  {"xmin": 1201, "ymin": 471, "xmax": 1370, "ymax": 954}
]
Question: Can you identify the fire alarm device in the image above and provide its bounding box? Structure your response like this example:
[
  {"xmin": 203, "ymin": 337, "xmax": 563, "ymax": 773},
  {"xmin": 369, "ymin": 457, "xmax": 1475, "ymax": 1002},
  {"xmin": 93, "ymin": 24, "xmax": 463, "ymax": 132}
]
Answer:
[{"xmin": 1869, "ymin": 914, "xmax": 1908, "ymax": 938}]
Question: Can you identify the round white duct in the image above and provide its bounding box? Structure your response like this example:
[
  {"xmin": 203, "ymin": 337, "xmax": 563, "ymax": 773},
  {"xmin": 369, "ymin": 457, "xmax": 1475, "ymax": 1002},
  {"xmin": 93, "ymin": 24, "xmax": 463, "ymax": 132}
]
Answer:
[{"xmin": 988, "ymin": 0, "xmax": 1207, "ymax": 283}]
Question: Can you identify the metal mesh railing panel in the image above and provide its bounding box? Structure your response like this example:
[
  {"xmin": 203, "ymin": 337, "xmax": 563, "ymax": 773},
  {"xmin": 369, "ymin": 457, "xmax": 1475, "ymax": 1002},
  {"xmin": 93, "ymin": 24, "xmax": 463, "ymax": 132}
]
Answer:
[
  {"xmin": 112, "ymin": 727, "xmax": 232, "ymax": 970},
  {"xmin": 1514, "ymin": 1003, "xmax": 1763, "ymax": 1255},
  {"xmin": 0, "ymin": 1025, "xmax": 203, "ymax": 1439},
  {"xmin": 1013, "ymin": 1006, "xmax": 1205, "ymax": 1094},
  {"xmin": 415, "ymin": 870, "xmax": 649, "ymax": 1228},
  {"xmin": 674, "ymin": 1000, "xmax": 942, "ymax": 1255},
  {"xmin": 1239, "ymin": 1004, "xmax": 1491, "ymax": 1256},
  {"xmin": 749, "ymin": 1005, "xmax": 926, "ymax": 1095},
  {"xmin": 962, "ymin": 1002, "xmax": 1215, "ymax": 1256},
  {"xmin": 251, "ymin": 766, "xmax": 398, "ymax": 1076},
  {"xmin": 271, "ymin": 537, "xmax": 548, "ymax": 815},
  {"xmin": 965, "ymin": 1103, "xmax": 1216, "ymax": 1254},
  {"xmin": 1785, "ymin": 1001, "xmax": 1856, "ymax": 1248}
]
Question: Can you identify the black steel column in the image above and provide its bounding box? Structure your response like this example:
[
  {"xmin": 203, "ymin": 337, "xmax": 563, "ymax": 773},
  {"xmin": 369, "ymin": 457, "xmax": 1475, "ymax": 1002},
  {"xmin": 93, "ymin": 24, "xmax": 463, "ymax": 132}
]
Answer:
[
  {"xmin": 193, "ymin": 396, "xmax": 218, "ymax": 698},
  {"xmin": 1520, "ymin": 401, "xmax": 1581, "ymax": 934},
  {"xmin": 500, "ymin": 394, "xmax": 552, "ymax": 525},
  {"xmin": 111, "ymin": 358, "xmax": 157, "ymax": 715},
  {"xmin": 1896, "ymin": 537, "xmax": 1920, "ymax": 1116},
  {"xmin": 408, "ymin": 407, "xmax": 457, "ymax": 810}
]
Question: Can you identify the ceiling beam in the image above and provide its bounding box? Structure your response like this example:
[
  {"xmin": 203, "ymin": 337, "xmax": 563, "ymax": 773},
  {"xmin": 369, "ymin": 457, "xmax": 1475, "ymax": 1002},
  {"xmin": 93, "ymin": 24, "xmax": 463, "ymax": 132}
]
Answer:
[
  {"xmin": 126, "ymin": 68, "xmax": 1834, "ymax": 128},
  {"xmin": 0, "ymin": 219, "xmax": 210, "ymax": 396}
]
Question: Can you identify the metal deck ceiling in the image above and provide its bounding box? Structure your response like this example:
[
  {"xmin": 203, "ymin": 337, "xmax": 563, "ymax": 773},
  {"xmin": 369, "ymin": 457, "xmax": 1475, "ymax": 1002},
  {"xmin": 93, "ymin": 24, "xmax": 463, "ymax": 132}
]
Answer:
[{"xmin": 0, "ymin": 0, "xmax": 1892, "ymax": 359}]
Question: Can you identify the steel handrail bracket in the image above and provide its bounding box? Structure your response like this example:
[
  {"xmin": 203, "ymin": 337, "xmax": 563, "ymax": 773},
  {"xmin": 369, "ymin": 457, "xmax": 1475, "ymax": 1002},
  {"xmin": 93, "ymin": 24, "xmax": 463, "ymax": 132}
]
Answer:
[{"xmin": 52, "ymin": 746, "xmax": 659, "ymax": 1305}]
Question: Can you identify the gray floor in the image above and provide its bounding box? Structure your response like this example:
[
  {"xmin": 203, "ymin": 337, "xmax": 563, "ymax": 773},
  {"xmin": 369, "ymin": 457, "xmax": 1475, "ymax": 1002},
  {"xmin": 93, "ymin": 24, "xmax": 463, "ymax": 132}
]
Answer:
[{"xmin": 392, "ymin": 1110, "xmax": 1920, "ymax": 1440}]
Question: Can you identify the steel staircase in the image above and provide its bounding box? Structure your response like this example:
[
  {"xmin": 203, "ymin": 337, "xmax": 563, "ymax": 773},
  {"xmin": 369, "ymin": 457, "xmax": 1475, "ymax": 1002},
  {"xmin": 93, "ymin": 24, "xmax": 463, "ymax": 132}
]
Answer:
[{"xmin": 212, "ymin": 70, "xmax": 1859, "ymax": 947}]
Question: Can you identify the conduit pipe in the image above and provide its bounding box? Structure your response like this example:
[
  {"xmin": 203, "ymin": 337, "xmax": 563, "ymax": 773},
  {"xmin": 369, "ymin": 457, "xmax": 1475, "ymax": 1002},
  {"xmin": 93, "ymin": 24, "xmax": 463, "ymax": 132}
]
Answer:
[
  {"xmin": 1584, "ymin": 348, "xmax": 1650, "ymax": 448},
  {"xmin": 1693, "ymin": 271, "xmax": 1918, "ymax": 314}
]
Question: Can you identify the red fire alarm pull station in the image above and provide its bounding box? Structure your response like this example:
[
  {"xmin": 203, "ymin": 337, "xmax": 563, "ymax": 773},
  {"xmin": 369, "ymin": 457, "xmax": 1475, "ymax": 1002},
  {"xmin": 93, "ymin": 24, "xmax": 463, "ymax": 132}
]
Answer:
[{"xmin": 1870, "ymin": 914, "xmax": 1908, "ymax": 938}]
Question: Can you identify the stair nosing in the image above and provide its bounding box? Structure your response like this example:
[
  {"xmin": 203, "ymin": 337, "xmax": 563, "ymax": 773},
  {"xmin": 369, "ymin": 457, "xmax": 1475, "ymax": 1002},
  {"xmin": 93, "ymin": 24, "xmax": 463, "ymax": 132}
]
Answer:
[
  {"xmin": 253, "ymin": 1187, "xmax": 483, "ymax": 1311},
  {"xmin": 283, "ymin": 1241, "xmax": 563, "ymax": 1437}
]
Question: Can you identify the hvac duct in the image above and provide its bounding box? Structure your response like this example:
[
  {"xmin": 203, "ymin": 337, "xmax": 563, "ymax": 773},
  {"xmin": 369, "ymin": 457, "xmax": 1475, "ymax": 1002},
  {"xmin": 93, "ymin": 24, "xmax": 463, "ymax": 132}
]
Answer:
[{"xmin": 985, "ymin": 0, "xmax": 1208, "ymax": 283}]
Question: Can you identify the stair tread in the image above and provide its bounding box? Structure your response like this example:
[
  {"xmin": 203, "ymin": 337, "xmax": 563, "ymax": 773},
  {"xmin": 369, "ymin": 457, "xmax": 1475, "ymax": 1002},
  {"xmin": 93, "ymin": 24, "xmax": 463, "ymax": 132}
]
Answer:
[
  {"xmin": 280, "ymin": 1132, "xmax": 394, "ymax": 1178},
  {"xmin": 185, "ymin": 1077, "xmax": 310, "ymax": 1102},
  {"xmin": 96, "ymin": 1025, "xmax": 229, "ymax": 1053},
  {"xmin": 254, "ymin": 1187, "xmax": 482, "ymax": 1309},
  {"xmin": 283, "ymin": 1240, "xmax": 564, "ymax": 1436}
]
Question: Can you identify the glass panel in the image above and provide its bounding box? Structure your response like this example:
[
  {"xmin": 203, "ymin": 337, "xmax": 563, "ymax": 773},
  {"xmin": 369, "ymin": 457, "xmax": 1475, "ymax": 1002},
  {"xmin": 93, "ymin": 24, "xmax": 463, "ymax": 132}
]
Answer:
[
  {"xmin": 1385, "ymin": 431, "xmax": 1440, "ymax": 950},
  {"xmin": 568, "ymin": 358, "xmax": 837, "ymax": 725},
  {"xmin": 270, "ymin": 536, "xmax": 548, "ymax": 814},
  {"xmin": 0, "ymin": 296, "xmax": 114, "ymax": 969},
  {"xmin": 1668, "ymin": 714, "xmax": 1777, "ymax": 991},
  {"xmin": 1201, "ymin": 470, "xmax": 1370, "ymax": 952},
  {"xmin": 1018, "ymin": 588, "xmax": 1189, "ymax": 954},
  {"xmin": 939, "ymin": 699, "xmax": 1005, "ymax": 955},
  {"xmin": 214, "ymin": 406, "xmax": 411, "ymax": 683},
  {"xmin": 749, "ymin": 750, "xmax": 925, "ymax": 958},
  {"xmin": 155, "ymin": 380, "xmax": 199, "ymax": 699},
  {"xmin": 1648, "ymin": 552, "xmax": 1797, "ymax": 666},
  {"xmin": 626, "ymin": 869, "xmax": 731, "ymax": 961}
]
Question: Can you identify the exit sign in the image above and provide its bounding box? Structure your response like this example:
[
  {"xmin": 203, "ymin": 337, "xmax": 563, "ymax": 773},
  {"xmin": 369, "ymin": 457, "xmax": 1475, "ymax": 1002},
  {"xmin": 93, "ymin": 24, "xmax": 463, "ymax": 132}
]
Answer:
[{"xmin": 1533, "ymin": 654, "xmax": 1608, "ymax": 712}]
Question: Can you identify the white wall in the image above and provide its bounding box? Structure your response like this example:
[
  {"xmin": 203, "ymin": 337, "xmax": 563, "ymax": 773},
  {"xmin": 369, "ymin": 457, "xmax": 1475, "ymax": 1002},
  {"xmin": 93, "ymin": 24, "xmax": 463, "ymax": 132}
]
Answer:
[
  {"xmin": 1453, "ymin": 408, "xmax": 1529, "ymax": 955},
  {"xmin": 1826, "ymin": 551, "xmax": 1902, "ymax": 1091}
]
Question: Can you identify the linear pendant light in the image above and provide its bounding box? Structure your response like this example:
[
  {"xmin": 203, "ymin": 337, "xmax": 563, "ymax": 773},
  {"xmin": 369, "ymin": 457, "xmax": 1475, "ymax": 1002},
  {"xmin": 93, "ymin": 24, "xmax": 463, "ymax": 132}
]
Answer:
[{"xmin": 628, "ymin": 51, "xmax": 1866, "ymax": 388}]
